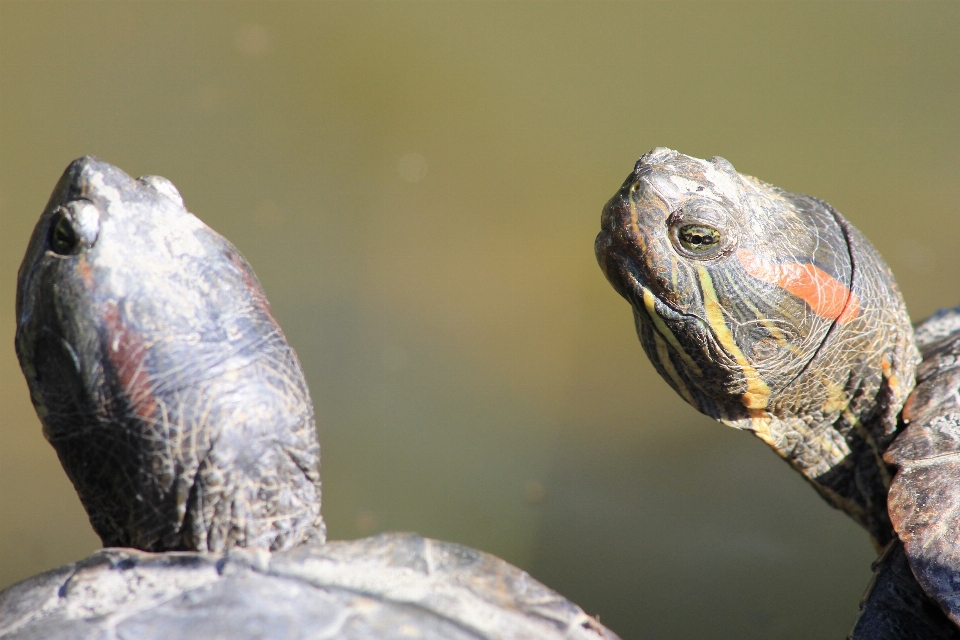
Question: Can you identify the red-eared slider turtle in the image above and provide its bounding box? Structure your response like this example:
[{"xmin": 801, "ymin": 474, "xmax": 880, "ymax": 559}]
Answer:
[
  {"xmin": 595, "ymin": 147, "xmax": 960, "ymax": 638},
  {"xmin": 0, "ymin": 157, "xmax": 619, "ymax": 640}
]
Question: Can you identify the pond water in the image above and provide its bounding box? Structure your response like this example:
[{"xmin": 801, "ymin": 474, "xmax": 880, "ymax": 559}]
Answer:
[{"xmin": 1, "ymin": 3, "xmax": 958, "ymax": 638}]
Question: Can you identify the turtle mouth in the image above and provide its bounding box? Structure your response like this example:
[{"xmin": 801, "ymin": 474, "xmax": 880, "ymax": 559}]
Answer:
[
  {"xmin": 596, "ymin": 237, "xmax": 690, "ymax": 328},
  {"xmin": 594, "ymin": 221, "xmax": 659, "ymax": 308},
  {"xmin": 615, "ymin": 256, "xmax": 656, "ymax": 310},
  {"xmin": 596, "ymin": 182, "xmax": 740, "ymax": 381},
  {"xmin": 601, "ymin": 239, "xmax": 744, "ymax": 376}
]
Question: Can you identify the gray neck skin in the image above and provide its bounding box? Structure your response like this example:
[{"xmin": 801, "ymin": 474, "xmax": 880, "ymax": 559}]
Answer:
[{"xmin": 785, "ymin": 207, "xmax": 918, "ymax": 549}]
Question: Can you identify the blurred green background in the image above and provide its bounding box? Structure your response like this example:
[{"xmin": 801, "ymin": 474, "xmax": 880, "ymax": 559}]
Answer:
[{"xmin": 1, "ymin": 2, "xmax": 958, "ymax": 638}]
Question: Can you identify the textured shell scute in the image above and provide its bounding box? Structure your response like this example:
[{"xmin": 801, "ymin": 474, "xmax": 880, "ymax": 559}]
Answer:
[
  {"xmin": 0, "ymin": 538, "xmax": 621, "ymax": 640},
  {"xmin": 887, "ymin": 304, "xmax": 960, "ymax": 627},
  {"xmin": 914, "ymin": 306, "xmax": 960, "ymax": 351},
  {"xmin": 849, "ymin": 541, "xmax": 960, "ymax": 639},
  {"xmin": 885, "ymin": 414, "xmax": 960, "ymax": 466},
  {"xmin": 0, "ymin": 565, "xmax": 76, "ymax": 638},
  {"xmin": 888, "ymin": 461, "xmax": 960, "ymax": 628},
  {"xmin": 270, "ymin": 533, "xmax": 614, "ymax": 640},
  {"xmin": 0, "ymin": 549, "xmax": 222, "ymax": 640}
]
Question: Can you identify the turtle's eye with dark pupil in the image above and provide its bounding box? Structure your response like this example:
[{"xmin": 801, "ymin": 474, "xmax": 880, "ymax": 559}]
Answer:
[
  {"xmin": 678, "ymin": 224, "xmax": 721, "ymax": 253},
  {"xmin": 49, "ymin": 214, "xmax": 79, "ymax": 255}
]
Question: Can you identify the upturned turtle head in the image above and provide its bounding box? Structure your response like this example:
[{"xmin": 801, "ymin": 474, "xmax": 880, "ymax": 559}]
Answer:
[
  {"xmin": 16, "ymin": 156, "xmax": 325, "ymax": 552},
  {"xmin": 597, "ymin": 148, "xmax": 920, "ymax": 542}
]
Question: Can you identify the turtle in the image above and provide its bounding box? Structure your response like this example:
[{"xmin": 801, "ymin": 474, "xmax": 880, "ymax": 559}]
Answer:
[
  {"xmin": 0, "ymin": 156, "xmax": 620, "ymax": 640},
  {"xmin": 594, "ymin": 147, "xmax": 960, "ymax": 638}
]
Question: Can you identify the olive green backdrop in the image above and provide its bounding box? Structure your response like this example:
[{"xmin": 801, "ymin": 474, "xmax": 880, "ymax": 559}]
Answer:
[{"xmin": 1, "ymin": 2, "xmax": 958, "ymax": 638}]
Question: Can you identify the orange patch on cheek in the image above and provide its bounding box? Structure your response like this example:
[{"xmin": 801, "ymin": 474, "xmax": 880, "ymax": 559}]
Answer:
[{"xmin": 737, "ymin": 249, "xmax": 860, "ymax": 324}]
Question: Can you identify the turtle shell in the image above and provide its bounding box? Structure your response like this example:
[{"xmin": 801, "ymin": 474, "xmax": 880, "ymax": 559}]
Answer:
[
  {"xmin": 849, "ymin": 304, "xmax": 960, "ymax": 636},
  {"xmin": 0, "ymin": 532, "xmax": 617, "ymax": 640},
  {"xmin": 848, "ymin": 305, "xmax": 960, "ymax": 638}
]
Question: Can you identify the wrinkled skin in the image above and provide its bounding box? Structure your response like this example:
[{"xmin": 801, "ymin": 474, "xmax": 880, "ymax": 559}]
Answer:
[
  {"xmin": 6, "ymin": 157, "xmax": 621, "ymax": 640},
  {"xmin": 596, "ymin": 149, "xmax": 960, "ymax": 636},
  {"xmin": 596, "ymin": 148, "xmax": 919, "ymax": 546},
  {"xmin": 15, "ymin": 156, "xmax": 325, "ymax": 552}
]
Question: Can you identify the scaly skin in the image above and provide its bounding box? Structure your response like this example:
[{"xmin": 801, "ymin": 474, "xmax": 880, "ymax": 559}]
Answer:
[
  {"xmin": 15, "ymin": 157, "xmax": 325, "ymax": 552},
  {"xmin": 595, "ymin": 148, "xmax": 920, "ymax": 547},
  {"xmin": 5, "ymin": 157, "xmax": 622, "ymax": 640}
]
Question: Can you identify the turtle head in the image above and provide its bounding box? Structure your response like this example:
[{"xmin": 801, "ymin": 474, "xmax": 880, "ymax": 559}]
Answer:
[
  {"xmin": 596, "ymin": 148, "xmax": 852, "ymax": 433},
  {"xmin": 16, "ymin": 156, "xmax": 325, "ymax": 552},
  {"xmin": 597, "ymin": 149, "xmax": 919, "ymax": 541},
  {"xmin": 597, "ymin": 149, "xmax": 762, "ymax": 424}
]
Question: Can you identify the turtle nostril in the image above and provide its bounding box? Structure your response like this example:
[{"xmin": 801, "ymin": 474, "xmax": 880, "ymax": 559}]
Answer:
[{"xmin": 138, "ymin": 175, "xmax": 184, "ymax": 208}]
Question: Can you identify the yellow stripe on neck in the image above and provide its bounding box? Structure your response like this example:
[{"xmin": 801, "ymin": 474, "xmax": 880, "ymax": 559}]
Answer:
[
  {"xmin": 695, "ymin": 265, "xmax": 771, "ymax": 414},
  {"xmin": 642, "ymin": 288, "xmax": 702, "ymax": 377},
  {"xmin": 652, "ymin": 332, "xmax": 698, "ymax": 408}
]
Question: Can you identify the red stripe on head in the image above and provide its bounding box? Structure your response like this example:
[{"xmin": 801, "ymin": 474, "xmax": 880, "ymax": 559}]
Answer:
[
  {"xmin": 737, "ymin": 249, "xmax": 860, "ymax": 325},
  {"xmin": 102, "ymin": 302, "xmax": 158, "ymax": 420}
]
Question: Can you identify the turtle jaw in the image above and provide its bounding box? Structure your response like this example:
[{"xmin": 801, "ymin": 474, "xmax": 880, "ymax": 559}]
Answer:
[
  {"xmin": 597, "ymin": 178, "xmax": 768, "ymax": 426},
  {"xmin": 595, "ymin": 178, "xmax": 683, "ymax": 311}
]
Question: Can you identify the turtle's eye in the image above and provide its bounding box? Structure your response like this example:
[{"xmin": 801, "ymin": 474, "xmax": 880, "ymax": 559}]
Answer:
[
  {"xmin": 667, "ymin": 201, "xmax": 738, "ymax": 260},
  {"xmin": 677, "ymin": 224, "xmax": 721, "ymax": 253},
  {"xmin": 49, "ymin": 212, "xmax": 80, "ymax": 255},
  {"xmin": 47, "ymin": 201, "xmax": 100, "ymax": 256}
]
